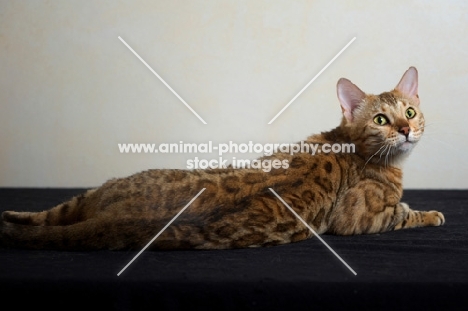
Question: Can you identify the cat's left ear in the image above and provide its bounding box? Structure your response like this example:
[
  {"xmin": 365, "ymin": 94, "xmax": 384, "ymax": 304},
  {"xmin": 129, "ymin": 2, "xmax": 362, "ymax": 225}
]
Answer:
[{"xmin": 395, "ymin": 66, "xmax": 419, "ymax": 106}]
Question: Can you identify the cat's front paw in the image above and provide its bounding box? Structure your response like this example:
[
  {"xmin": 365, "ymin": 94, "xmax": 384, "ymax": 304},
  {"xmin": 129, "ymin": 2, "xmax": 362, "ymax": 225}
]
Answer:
[{"xmin": 427, "ymin": 211, "xmax": 445, "ymax": 226}]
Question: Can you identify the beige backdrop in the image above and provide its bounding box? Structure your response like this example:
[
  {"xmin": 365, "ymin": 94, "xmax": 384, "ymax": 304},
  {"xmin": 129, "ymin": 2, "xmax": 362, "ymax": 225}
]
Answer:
[{"xmin": 1, "ymin": 0, "xmax": 467, "ymax": 188}]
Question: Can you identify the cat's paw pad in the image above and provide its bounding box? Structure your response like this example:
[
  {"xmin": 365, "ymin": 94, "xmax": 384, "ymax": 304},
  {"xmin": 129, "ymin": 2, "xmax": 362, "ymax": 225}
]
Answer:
[{"xmin": 427, "ymin": 211, "xmax": 445, "ymax": 226}]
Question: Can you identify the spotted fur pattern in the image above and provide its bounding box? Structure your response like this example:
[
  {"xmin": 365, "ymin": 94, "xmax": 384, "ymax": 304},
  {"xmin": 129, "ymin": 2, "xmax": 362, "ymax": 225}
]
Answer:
[{"xmin": 0, "ymin": 67, "xmax": 444, "ymax": 250}]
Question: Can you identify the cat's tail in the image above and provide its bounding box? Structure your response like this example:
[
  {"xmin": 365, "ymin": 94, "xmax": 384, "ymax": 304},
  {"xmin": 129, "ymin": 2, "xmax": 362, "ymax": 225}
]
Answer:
[
  {"xmin": 1, "ymin": 189, "xmax": 97, "ymax": 226},
  {"xmin": 0, "ymin": 216, "xmax": 162, "ymax": 251},
  {"xmin": 0, "ymin": 216, "xmax": 185, "ymax": 251},
  {"xmin": 0, "ymin": 217, "xmax": 109, "ymax": 250}
]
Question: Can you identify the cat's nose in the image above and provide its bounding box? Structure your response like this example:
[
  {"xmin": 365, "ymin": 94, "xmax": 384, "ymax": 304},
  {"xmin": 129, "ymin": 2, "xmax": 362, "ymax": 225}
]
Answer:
[{"xmin": 399, "ymin": 126, "xmax": 410, "ymax": 137}]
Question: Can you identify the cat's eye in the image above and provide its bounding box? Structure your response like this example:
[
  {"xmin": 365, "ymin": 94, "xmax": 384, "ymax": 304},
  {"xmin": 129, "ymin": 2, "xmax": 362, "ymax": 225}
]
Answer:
[
  {"xmin": 405, "ymin": 107, "xmax": 416, "ymax": 119},
  {"xmin": 373, "ymin": 114, "xmax": 388, "ymax": 125}
]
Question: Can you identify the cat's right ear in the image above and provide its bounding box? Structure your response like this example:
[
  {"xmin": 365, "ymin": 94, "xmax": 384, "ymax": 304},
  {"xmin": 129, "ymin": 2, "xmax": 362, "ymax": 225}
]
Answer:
[
  {"xmin": 395, "ymin": 66, "xmax": 419, "ymax": 106},
  {"xmin": 337, "ymin": 78, "xmax": 366, "ymax": 123}
]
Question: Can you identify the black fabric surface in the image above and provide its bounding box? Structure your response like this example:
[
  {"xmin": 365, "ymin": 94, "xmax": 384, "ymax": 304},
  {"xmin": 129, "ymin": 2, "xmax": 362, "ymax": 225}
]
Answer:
[{"xmin": 0, "ymin": 188, "xmax": 467, "ymax": 310}]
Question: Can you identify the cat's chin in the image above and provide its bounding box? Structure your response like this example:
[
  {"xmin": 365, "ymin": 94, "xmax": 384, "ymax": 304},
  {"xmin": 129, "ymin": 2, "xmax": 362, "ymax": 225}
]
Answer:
[
  {"xmin": 388, "ymin": 142, "xmax": 417, "ymax": 166},
  {"xmin": 397, "ymin": 141, "xmax": 415, "ymax": 153}
]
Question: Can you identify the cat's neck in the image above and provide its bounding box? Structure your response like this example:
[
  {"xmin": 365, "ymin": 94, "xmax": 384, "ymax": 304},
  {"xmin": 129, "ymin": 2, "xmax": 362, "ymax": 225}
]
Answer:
[
  {"xmin": 306, "ymin": 123, "xmax": 353, "ymax": 145},
  {"xmin": 306, "ymin": 122, "xmax": 411, "ymax": 169}
]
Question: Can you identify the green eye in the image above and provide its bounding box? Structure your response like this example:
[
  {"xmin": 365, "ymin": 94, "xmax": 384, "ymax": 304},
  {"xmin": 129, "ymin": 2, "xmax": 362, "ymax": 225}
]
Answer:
[
  {"xmin": 406, "ymin": 107, "xmax": 416, "ymax": 119},
  {"xmin": 373, "ymin": 114, "xmax": 388, "ymax": 125}
]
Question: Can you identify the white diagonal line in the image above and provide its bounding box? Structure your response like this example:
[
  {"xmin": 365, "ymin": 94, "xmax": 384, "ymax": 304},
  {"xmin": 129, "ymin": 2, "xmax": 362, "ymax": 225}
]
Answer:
[
  {"xmin": 117, "ymin": 188, "xmax": 206, "ymax": 276},
  {"xmin": 118, "ymin": 36, "xmax": 207, "ymax": 125},
  {"xmin": 269, "ymin": 188, "xmax": 357, "ymax": 276},
  {"xmin": 268, "ymin": 37, "xmax": 356, "ymax": 124}
]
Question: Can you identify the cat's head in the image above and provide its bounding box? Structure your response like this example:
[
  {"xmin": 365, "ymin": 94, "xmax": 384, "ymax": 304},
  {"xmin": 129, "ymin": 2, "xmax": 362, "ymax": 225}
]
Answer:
[{"xmin": 337, "ymin": 67, "xmax": 424, "ymax": 166}]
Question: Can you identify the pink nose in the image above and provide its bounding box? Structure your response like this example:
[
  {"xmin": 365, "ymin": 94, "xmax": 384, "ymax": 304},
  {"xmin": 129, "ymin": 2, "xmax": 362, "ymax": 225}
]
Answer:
[{"xmin": 399, "ymin": 127, "xmax": 410, "ymax": 136}]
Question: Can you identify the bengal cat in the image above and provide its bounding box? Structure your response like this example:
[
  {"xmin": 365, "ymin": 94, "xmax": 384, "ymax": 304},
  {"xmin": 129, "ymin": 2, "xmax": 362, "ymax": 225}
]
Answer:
[{"xmin": 0, "ymin": 66, "xmax": 444, "ymax": 250}]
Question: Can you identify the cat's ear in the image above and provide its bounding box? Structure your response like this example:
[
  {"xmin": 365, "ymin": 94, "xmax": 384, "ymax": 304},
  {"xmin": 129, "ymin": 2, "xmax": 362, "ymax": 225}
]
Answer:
[
  {"xmin": 337, "ymin": 78, "xmax": 366, "ymax": 122},
  {"xmin": 395, "ymin": 66, "xmax": 419, "ymax": 106}
]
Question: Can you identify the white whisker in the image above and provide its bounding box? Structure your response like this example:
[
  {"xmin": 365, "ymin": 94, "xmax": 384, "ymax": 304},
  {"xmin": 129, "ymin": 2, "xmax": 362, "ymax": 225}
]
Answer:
[{"xmin": 361, "ymin": 143, "xmax": 386, "ymax": 172}]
